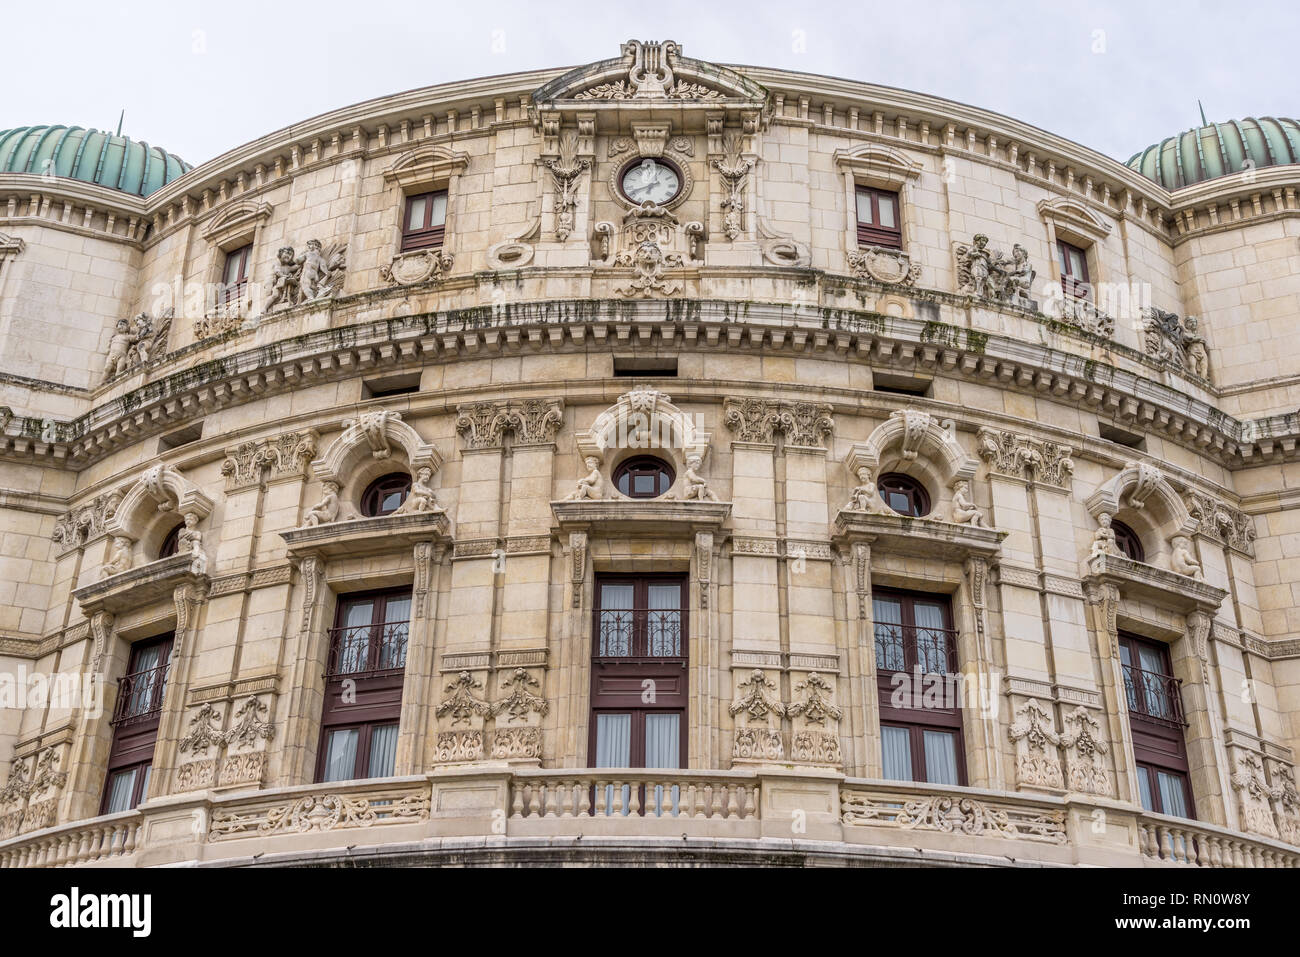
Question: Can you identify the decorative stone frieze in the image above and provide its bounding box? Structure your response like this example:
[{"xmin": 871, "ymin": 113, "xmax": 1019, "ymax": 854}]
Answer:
[
  {"xmin": 976, "ymin": 428, "xmax": 1075, "ymax": 489},
  {"xmin": 435, "ymin": 731, "xmax": 484, "ymax": 763},
  {"xmin": 722, "ymin": 397, "xmax": 834, "ymax": 447},
  {"xmin": 51, "ymin": 490, "xmax": 123, "ymax": 552},
  {"xmin": 729, "ymin": 670, "xmax": 785, "ymax": 723},
  {"xmin": 1231, "ymin": 751, "xmax": 1281, "ymax": 840},
  {"xmin": 841, "ymin": 790, "xmax": 1067, "ymax": 844},
  {"xmin": 262, "ymin": 239, "xmax": 347, "ymax": 313},
  {"xmin": 569, "ymin": 40, "xmax": 728, "ymax": 101},
  {"xmin": 436, "ymin": 672, "xmax": 492, "ymax": 728},
  {"xmin": 102, "ymin": 309, "xmax": 173, "ymax": 382},
  {"xmin": 1143, "ymin": 307, "xmax": 1210, "ymax": 378},
  {"xmin": 221, "ymin": 429, "xmax": 319, "ymax": 490},
  {"xmin": 179, "ymin": 703, "xmax": 225, "ymax": 755},
  {"xmin": 545, "ymin": 131, "xmax": 590, "ymax": 242},
  {"xmin": 492, "ymin": 669, "xmax": 548, "ymax": 723},
  {"xmin": 729, "ymin": 670, "xmax": 785, "ymax": 762},
  {"xmin": 954, "ymin": 234, "xmax": 1035, "ymax": 308},
  {"xmin": 712, "ymin": 130, "xmax": 754, "ymax": 242},
  {"xmin": 209, "ymin": 790, "xmax": 429, "ymax": 839},
  {"xmin": 380, "ymin": 248, "xmax": 454, "ymax": 287},
  {"xmin": 613, "ymin": 239, "xmax": 684, "ymax": 298},
  {"xmin": 1060, "ymin": 706, "xmax": 1112, "ymax": 796},
  {"xmin": 456, "ymin": 399, "xmax": 564, "ymax": 449},
  {"xmin": 1267, "ymin": 760, "xmax": 1300, "ymax": 846},
  {"xmin": 492, "ymin": 728, "xmax": 542, "ymax": 761},
  {"xmin": 0, "ymin": 747, "xmax": 68, "ymax": 838},
  {"xmin": 1185, "ymin": 490, "xmax": 1256, "ymax": 556},
  {"xmin": 1008, "ymin": 699, "xmax": 1064, "ymax": 790}
]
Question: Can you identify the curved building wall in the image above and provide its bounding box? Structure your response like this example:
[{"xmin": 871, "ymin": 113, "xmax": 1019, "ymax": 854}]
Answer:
[{"xmin": 0, "ymin": 42, "xmax": 1298, "ymax": 867}]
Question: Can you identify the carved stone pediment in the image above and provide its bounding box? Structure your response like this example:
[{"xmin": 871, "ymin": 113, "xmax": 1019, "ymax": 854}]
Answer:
[
  {"xmin": 551, "ymin": 499, "xmax": 730, "ymax": 536},
  {"xmin": 533, "ymin": 40, "xmax": 769, "ymax": 107},
  {"xmin": 1083, "ymin": 553, "xmax": 1227, "ymax": 615},
  {"xmin": 280, "ymin": 511, "xmax": 452, "ymax": 560},
  {"xmin": 832, "ymin": 509, "xmax": 1006, "ymax": 562},
  {"xmin": 72, "ymin": 553, "xmax": 209, "ymax": 616}
]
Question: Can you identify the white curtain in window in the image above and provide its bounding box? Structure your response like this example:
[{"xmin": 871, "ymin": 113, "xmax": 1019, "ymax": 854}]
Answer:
[
  {"xmin": 923, "ymin": 730, "xmax": 960, "ymax": 785},
  {"xmin": 599, "ymin": 585, "xmax": 635, "ymax": 656},
  {"xmin": 322, "ymin": 728, "xmax": 358, "ymax": 783},
  {"xmin": 914, "ymin": 602, "xmax": 949, "ymax": 673},
  {"xmin": 881, "ymin": 726, "xmax": 912, "ymax": 781},
  {"xmin": 872, "ymin": 597, "xmax": 904, "ymax": 671},
  {"xmin": 1136, "ymin": 770, "xmax": 1155, "ymax": 812},
  {"xmin": 595, "ymin": 714, "xmax": 632, "ymax": 816},
  {"xmin": 644, "ymin": 713, "xmax": 681, "ymax": 817},
  {"xmin": 104, "ymin": 768, "xmax": 138, "ymax": 814},
  {"xmin": 429, "ymin": 192, "xmax": 448, "ymax": 226},
  {"xmin": 647, "ymin": 584, "xmax": 681, "ymax": 656},
  {"xmin": 1157, "ymin": 770, "xmax": 1189, "ymax": 818},
  {"xmin": 367, "ymin": 723, "xmax": 399, "ymax": 779},
  {"xmin": 341, "ymin": 601, "xmax": 374, "ymax": 673}
]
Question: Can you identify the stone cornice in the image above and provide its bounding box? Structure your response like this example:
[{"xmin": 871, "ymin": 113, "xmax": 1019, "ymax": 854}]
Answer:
[
  {"xmin": 1083, "ymin": 553, "xmax": 1227, "ymax": 616},
  {"xmin": 551, "ymin": 499, "xmax": 732, "ymax": 535},
  {"xmin": 71, "ymin": 554, "xmax": 209, "ymax": 617},
  {"xmin": 831, "ymin": 509, "xmax": 1006, "ymax": 561},
  {"xmin": 280, "ymin": 511, "xmax": 451, "ymax": 560}
]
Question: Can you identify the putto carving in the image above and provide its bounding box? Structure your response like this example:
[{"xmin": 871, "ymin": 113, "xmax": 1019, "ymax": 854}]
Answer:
[
  {"xmin": 492, "ymin": 669, "xmax": 549, "ymax": 723},
  {"xmin": 102, "ymin": 536, "xmax": 133, "ymax": 578},
  {"xmin": 844, "ymin": 465, "xmax": 893, "ymax": 515},
  {"xmin": 564, "ymin": 456, "xmax": 604, "ymax": 501},
  {"xmin": 950, "ymin": 480, "xmax": 987, "ymax": 527},
  {"xmin": 847, "ymin": 246, "xmax": 921, "ymax": 285},
  {"xmin": 393, "ymin": 466, "xmax": 445, "ymax": 516},
  {"xmin": 723, "ymin": 397, "xmax": 834, "ymax": 448},
  {"xmin": 1169, "ymin": 535, "xmax": 1204, "ymax": 580},
  {"xmin": 302, "ymin": 481, "xmax": 341, "ymax": 527},
  {"xmin": 614, "ymin": 240, "xmax": 684, "ymax": 298},
  {"xmin": 103, "ymin": 309, "xmax": 173, "ymax": 382},
  {"xmin": 1090, "ymin": 513, "xmax": 1121, "ymax": 559},
  {"xmin": 1008, "ymin": 699, "xmax": 1064, "ymax": 790},
  {"xmin": 976, "ymin": 428, "xmax": 1075, "ymax": 489},
  {"xmin": 380, "ymin": 247, "xmax": 454, "ymax": 287},
  {"xmin": 546, "ymin": 131, "xmax": 591, "ymax": 242},
  {"xmin": 177, "ymin": 512, "xmax": 207, "ymax": 576},
  {"xmin": 436, "ymin": 672, "xmax": 492, "ymax": 727},
  {"xmin": 221, "ymin": 429, "xmax": 319, "ymax": 490},
  {"xmin": 1231, "ymin": 752, "xmax": 1281, "ymax": 840},
  {"xmin": 729, "ymin": 670, "xmax": 786, "ymax": 723},
  {"xmin": 712, "ymin": 131, "xmax": 753, "ymax": 241},
  {"xmin": 263, "ymin": 239, "xmax": 347, "ymax": 313},
  {"xmin": 456, "ymin": 400, "xmax": 564, "ymax": 450},
  {"xmin": 1185, "ymin": 490, "xmax": 1256, "ymax": 557},
  {"xmin": 1142, "ymin": 308, "xmax": 1209, "ymax": 378},
  {"xmin": 678, "ymin": 454, "xmax": 718, "ymax": 502},
  {"xmin": 1060, "ymin": 707, "xmax": 1112, "ymax": 796},
  {"xmin": 954, "ymin": 234, "xmax": 1035, "ymax": 308}
]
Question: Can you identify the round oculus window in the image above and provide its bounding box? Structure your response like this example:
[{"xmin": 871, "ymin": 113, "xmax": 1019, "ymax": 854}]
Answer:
[
  {"xmin": 613, "ymin": 456, "xmax": 675, "ymax": 499},
  {"xmin": 361, "ymin": 473, "xmax": 412, "ymax": 517}
]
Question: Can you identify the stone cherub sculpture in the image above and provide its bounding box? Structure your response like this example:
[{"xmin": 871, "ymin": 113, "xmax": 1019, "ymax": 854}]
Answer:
[
  {"xmin": 263, "ymin": 246, "xmax": 301, "ymax": 312},
  {"xmin": 102, "ymin": 310, "xmax": 173, "ymax": 382},
  {"xmin": 263, "ymin": 239, "xmax": 348, "ymax": 313},
  {"xmin": 176, "ymin": 512, "xmax": 207, "ymax": 575},
  {"xmin": 678, "ymin": 454, "xmax": 718, "ymax": 502},
  {"xmin": 1003, "ymin": 244, "xmax": 1036, "ymax": 307},
  {"xmin": 1090, "ymin": 513, "xmax": 1120, "ymax": 559},
  {"xmin": 844, "ymin": 466, "xmax": 892, "ymax": 515},
  {"xmin": 394, "ymin": 467, "xmax": 445, "ymax": 515},
  {"xmin": 1184, "ymin": 315, "xmax": 1209, "ymax": 379},
  {"xmin": 102, "ymin": 536, "xmax": 133, "ymax": 577},
  {"xmin": 1170, "ymin": 536, "xmax": 1204, "ymax": 579},
  {"xmin": 566, "ymin": 457, "xmax": 603, "ymax": 501},
  {"xmin": 302, "ymin": 481, "xmax": 342, "ymax": 526},
  {"xmin": 950, "ymin": 480, "xmax": 986, "ymax": 527},
  {"xmin": 103, "ymin": 319, "xmax": 139, "ymax": 380}
]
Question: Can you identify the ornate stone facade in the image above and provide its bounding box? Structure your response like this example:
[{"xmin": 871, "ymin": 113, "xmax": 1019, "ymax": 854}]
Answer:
[{"xmin": 1, "ymin": 38, "xmax": 1299, "ymax": 871}]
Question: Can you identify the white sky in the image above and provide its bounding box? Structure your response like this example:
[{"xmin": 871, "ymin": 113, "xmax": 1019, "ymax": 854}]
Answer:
[{"xmin": 4, "ymin": 0, "xmax": 1296, "ymax": 169}]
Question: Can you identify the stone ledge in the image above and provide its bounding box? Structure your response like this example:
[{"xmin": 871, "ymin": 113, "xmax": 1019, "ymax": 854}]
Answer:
[
  {"xmin": 72, "ymin": 554, "xmax": 207, "ymax": 615},
  {"xmin": 832, "ymin": 509, "xmax": 1006, "ymax": 561},
  {"xmin": 551, "ymin": 499, "xmax": 731, "ymax": 535},
  {"xmin": 279, "ymin": 511, "xmax": 451, "ymax": 559},
  {"xmin": 1084, "ymin": 553, "xmax": 1227, "ymax": 613}
]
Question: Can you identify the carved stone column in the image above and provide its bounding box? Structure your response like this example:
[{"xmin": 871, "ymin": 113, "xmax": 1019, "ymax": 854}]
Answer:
[
  {"xmin": 959, "ymin": 556, "xmax": 1002, "ymax": 789},
  {"xmin": 1179, "ymin": 609, "xmax": 1231, "ymax": 826},
  {"xmin": 280, "ymin": 556, "xmax": 329, "ymax": 784},
  {"xmin": 395, "ymin": 541, "xmax": 447, "ymax": 775},
  {"xmin": 147, "ymin": 581, "xmax": 211, "ymax": 798},
  {"xmin": 838, "ymin": 540, "xmax": 877, "ymax": 776},
  {"xmin": 1083, "ymin": 581, "xmax": 1136, "ymax": 804}
]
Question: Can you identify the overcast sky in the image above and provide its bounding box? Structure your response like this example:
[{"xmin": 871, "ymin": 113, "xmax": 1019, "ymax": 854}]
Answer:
[{"xmin": 4, "ymin": 1, "xmax": 1296, "ymax": 169}]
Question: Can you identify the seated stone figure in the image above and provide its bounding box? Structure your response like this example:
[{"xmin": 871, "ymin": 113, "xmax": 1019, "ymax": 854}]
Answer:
[
  {"xmin": 950, "ymin": 480, "xmax": 986, "ymax": 527},
  {"xmin": 565, "ymin": 457, "xmax": 603, "ymax": 501},
  {"xmin": 394, "ymin": 467, "xmax": 445, "ymax": 515},
  {"xmin": 678, "ymin": 455, "xmax": 718, "ymax": 501},
  {"xmin": 302, "ymin": 481, "xmax": 341, "ymax": 526}
]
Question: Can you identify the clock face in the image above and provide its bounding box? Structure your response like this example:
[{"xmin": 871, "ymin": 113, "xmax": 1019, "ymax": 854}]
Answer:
[{"xmin": 620, "ymin": 158, "xmax": 682, "ymax": 205}]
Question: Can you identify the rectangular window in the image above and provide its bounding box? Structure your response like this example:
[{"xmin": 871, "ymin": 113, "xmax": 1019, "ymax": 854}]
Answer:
[
  {"xmin": 401, "ymin": 190, "xmax": 448, "ymax": 251},
  {"xmin": 872, "ymin": 590, "xmax": 966, "ymax": 786},
  {"xmin": 855, "ymin": 186, "xmax": 902, "ymax": 250},
  {"xmin": 316, "ymin": 588, "xmax": 409, "ymax": 783},
  {"xmin": 100, "ymin": 634, "xmax": 173, "ymax": 814},
  {"xmin": 1120, "ymin": 632, "xmax": 1194, "ymax": 819},
  {"xmin": 1057, "ymin": 239, "xmax": 1091, "ymax": 300},
  {"xmin": 589, "ymin": 574, "xmax": 688, "ymax": 811},
  {"xmin": 221, "ymin": 244, "xmax": 253, "ymax": 306}
]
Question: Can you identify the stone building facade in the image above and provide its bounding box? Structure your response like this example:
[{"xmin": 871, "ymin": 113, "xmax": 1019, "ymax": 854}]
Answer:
[{"xmin": 0, "ymin": 40, "xmax": 1299, "ymax": 867}]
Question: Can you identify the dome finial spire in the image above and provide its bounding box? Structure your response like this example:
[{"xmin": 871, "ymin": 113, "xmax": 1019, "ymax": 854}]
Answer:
[{"xmin": 115, "ymin": 109, "xmax": 124, "ymax": 137}]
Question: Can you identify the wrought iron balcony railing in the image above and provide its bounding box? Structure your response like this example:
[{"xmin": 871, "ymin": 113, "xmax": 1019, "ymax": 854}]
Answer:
[
  {"xmin": 326, "ymin": 620, "xmax": 409, "ymax": 678},
  {"xmin": 592, "ymin": 607, "xmax": 687, "ymax": 659},
  {"xmin": 1123, "ymin": 664, "xmax": 1186, "ymax": 726},
  {"xmin": 110, "ymin": 663, "xmax": 169, "ymax": 725},
  {"xmin": 873, "ymin": 623, "xmax": 959, "ymax": 675}
]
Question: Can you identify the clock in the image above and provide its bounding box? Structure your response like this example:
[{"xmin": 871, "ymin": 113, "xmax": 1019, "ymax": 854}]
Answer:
[{"xmin": 619, "ymin": 157, "xmax": 682, "ymax": 205}]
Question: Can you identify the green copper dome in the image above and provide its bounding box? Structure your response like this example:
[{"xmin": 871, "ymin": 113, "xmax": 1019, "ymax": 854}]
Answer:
[
  {"xmin": 1127, "ymin": 117, "xmax": 1300, "ymax": 190},
  {"xmin": 0, "ymin": 125, "xmax": 191, "ymax": 197}
]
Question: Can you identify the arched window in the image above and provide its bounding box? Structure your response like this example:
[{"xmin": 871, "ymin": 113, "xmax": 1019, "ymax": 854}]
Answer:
[
  {"xmin": 361, "ymin": 473, "xmax": 412, "ymax": 517},
  {"xmin": 1112, "ymin": 520, "xmax": 1145, "ymax": 563},
  {"xmin": 877, "ymin": 473, "xmax": 930, "ymax": 517},
  {"xmin": 613, "ymin": 456, "xmax": 675, "ymax": 499},
  {"xmin": 158, "ymin": 523, "xmax": 183, "ymax": 559}
]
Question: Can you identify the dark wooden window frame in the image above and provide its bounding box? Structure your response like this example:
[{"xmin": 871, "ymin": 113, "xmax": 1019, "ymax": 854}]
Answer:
[
  {"xmin": 1111, "ymin": 519, "xmax": 1145, "ymax": 563},
  {"xmin": 877, "ymin": 472, "xmax": 931, "ymax": 517},
  {"xmin": 588, "ymin": 574, "xmax": 689, "ymax": 777},
  {"xmin": 1119, "ymin": 632, "xmax": 1195, "ymax": 819},
  {"xmin": 316, "ymin": 587, "xmax": 410, "ymax": 783},
  {"xmin": 221, "ymin": 243, "xmax": 253, "ymax": 306},
  {"xmin": 1057, "ymin": 238, "xmax": 1092, "ymax": 301},
  {"xmin": 360, "ymin": 472, "xmax": 412, "ymax": 518},
  {"xmin": 101, "ymin": 633, "xmax": 174, "ymax": 814},
  {"xmin": 401, "ymin": 190, "xmax": 448, "ymax": 252},
  {"xmin": 855, "ymin": 185, "xmax": 903, "ymax": 250},
  {"xmin": 158, "ymin": 522, "xmax": 183, "ymax": 560},
  {"xmin": 613, "ymin": 456, "xmax": 675, "ymax": 500},
  {"xmin": 873, "ymin": 589, "xmax": 966, "ymax": 786}
]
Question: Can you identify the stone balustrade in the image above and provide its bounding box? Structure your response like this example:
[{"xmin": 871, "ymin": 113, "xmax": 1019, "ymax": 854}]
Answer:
[{"xmin": 3, "ymin": 767, "xmax": 1296, "ymax": 867}]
